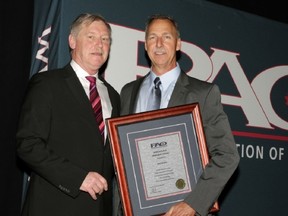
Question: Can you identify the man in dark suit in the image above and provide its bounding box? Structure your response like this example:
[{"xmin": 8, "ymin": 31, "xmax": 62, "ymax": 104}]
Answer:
[
  {"xmin": 16, "ymin": 13, "xmax": 120, "ymax": 216},
  {"xmin": 119, "ymin": 14, "xmax": 240, "ymax": 216}
]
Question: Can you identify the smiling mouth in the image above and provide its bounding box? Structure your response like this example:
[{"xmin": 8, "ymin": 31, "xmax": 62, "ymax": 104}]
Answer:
[
  {"xmin": 92, "ymin": 52, "xmax": 103, "ymax": 56},
  {"xmin": 155, "ymin": 51, "xmax": 166, "ymax": 55},
  {"xmin": 154, "ymin": 49, "xmax": 166, "ymax": 55}
]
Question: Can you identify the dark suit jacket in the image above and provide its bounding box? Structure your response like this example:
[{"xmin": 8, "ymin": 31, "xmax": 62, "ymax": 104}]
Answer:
[
  {"xmin": 119, "ymin": 71, "xmax": 240, "ymax": 216},
  {"xmin": 17, "ymin": 64, "xmax": 120, "ymax": 216}
]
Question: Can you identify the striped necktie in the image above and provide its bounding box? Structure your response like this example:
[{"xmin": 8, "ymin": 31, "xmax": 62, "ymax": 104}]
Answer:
[
  {"xmin": 147, "ymin": 77, "xmax": 162, "ymax": 111},
  {"xmin": 86, "ymin": 76, "xmax": 104, "ymax": 141}
]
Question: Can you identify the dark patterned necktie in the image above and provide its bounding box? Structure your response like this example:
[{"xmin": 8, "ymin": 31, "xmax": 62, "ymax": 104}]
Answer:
[
  {"xmin": 147, "ymin": 77, "xmax": 162, "ymax": 111},
  {"xmin": 86, "ymin": 76, "xmax": 104, "ymax": 141}
]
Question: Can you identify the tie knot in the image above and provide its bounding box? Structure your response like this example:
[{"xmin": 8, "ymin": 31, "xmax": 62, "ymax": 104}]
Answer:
[
  {"xmin": 86, "ymin": 76, "xmax": 96, "ymax": 84},
  {"xmin": 154, "ymin": 77, "xmax": 161, "ymax": 89}
]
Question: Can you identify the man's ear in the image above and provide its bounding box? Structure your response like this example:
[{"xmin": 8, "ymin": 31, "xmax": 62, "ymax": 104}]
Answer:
[
  {"xmin": 68, "ymin": 34, "xmax": 76, "ymax": 49},
  {"xmin": 176, "ymin": 38, "xmax": 181, "ymax": 51}
]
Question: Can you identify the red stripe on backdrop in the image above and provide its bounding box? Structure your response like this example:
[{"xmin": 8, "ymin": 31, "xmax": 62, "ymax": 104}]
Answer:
[{"xmin": 233, "ymin": 131, "xmax": 288, "ymax": 141}]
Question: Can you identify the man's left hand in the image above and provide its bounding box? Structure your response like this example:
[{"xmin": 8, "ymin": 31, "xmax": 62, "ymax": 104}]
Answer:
[{"xmin": 164, "ymin": 202, "xmax": 196, "ymax": 216}]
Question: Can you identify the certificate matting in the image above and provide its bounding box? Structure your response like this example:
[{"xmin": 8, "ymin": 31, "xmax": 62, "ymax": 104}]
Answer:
[{"xmin": 107, "ymin": 103, "xmax": 219, "ymax": 216}]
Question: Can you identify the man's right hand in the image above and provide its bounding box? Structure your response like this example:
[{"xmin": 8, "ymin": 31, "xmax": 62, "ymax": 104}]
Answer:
[{"xmin": 80, "ymin": 172, "xmax": 108, "ymax": 200}]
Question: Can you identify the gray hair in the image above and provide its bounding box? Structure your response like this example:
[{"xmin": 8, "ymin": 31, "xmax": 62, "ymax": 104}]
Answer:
[
  {"xmin": 70, "ymin": 13, "xmax": 111, "ymax": 38},
  {"xmin": 145, "ymin": 14, "xmax": 180, "ymax": 39}
]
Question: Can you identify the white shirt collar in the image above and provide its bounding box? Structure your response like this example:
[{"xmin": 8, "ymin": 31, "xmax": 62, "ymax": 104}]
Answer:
[
  {"xmin": 149, "ymin": 63, "xmax": 181, "ymax": 90},
  {"xmin": 70, "ymin": 60, "xmax": 103, "ymax": 82}
]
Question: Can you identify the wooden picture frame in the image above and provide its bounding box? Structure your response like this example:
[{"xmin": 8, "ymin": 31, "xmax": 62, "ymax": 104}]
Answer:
[{"xmin": 107, "ymin": 103, "xmax": 219, "ymax": 216}]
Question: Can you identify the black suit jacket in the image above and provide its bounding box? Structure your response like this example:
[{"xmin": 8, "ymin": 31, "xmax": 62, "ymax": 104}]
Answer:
[
  {"xmin": 120, "ymin": 71, "xmax": 240, "ymax": 215},
  {"xmin": 17, "ymin": 64, "xmax": 120, "ymax": 216}
]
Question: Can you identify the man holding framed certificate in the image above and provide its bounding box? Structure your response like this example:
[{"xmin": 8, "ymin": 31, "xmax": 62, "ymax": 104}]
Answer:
[{"xmin": 115, "ymin": 14, "xmax": 240, "ymax": 216}]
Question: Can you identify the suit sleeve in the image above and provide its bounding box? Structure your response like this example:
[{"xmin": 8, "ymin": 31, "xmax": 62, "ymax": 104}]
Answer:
[{"xmin": 184, "ymin": 84, "xmax": 240, "ymax": 215}]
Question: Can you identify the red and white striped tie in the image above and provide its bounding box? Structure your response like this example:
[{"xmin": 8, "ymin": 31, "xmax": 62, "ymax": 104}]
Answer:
[{"xmin": 86, "ymin": 76, "xmax": 104, "ymax": 141}]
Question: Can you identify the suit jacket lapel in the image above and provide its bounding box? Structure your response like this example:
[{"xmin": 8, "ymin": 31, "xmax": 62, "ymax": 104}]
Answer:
[
  {"xmin": 64, "ymin": 65, "xmax": 103, "ymax": 140},
  {"xmin": 168, "ymin": 71, "xmax": 198, "ymax": 107},
  {"xmin": 129, "ymin": 74, "xmax": 148, "ymax": 113},
  {"xmin": 64, "ymin": 65, "xmax": 93, "ymax": 113},
  {"xmin": 98, "ymin": 75, "xmax": 119, "ymax": 119}
]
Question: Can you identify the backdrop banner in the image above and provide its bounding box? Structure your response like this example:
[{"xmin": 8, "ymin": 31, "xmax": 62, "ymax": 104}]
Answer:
[{"xmin": 30, "ymin": 0, "xmax": 288, "ymax": 215}]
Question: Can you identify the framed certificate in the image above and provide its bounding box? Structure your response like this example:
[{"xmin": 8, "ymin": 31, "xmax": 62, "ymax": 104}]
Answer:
[{"xmin": 107, "ymin": 103, "xmax": 219, "ymax": 216}]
